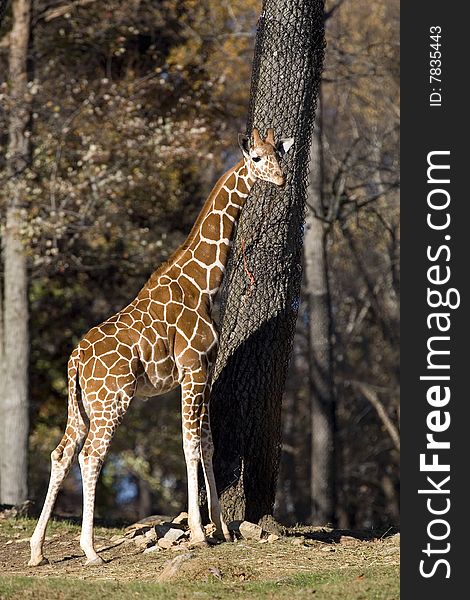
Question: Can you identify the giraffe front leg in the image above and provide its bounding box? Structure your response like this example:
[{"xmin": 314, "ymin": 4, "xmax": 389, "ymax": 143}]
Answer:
[
  {"xmin": 78, "ymin": 417, "xmax": 122, "ymax": 566},
  {"xmin": 181, "ymin": 371, "xmax": 207, "ymax": 546},
  {"xmin": 183, "ymin": 436, "xmax": 207, "ymax": 546}
]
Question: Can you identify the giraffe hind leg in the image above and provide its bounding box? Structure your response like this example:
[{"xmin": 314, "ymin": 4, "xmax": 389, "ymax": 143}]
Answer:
[
  {"xmin": 200, "ymin": 414, "xmax": 231, "ymax": 542},
  {"xmin": 77, "ymin": 387, "xmax": 134, "ymax": 565},
  {"xmin": 28, "ymin": 425, "xmax": 87, "ymax": 566},
  {"xmin": 29, "ymin": 356, "xmax": 88, "ymax": 567}
]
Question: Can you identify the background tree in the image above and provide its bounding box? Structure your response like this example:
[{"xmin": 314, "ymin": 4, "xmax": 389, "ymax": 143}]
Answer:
[
  {"xmin": 305, "ymin": 95, "xmax": 336, "ymax": 526},
  {"xmin": 0, "ymin": 0, "xmax": 31, "ymax": 505},
  {"xmin": 276, "ymin": 0, "xmax": 399, "ymax": 528}
]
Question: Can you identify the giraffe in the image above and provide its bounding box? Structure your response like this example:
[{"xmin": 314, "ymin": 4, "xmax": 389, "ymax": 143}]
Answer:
[{"xmin": 28, "ymin": 127, "xmax": 294, "ymax": 567}]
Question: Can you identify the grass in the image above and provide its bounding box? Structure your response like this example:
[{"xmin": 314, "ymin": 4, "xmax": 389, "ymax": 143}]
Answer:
[
  {"xmin": 0, "ymin": 518, "xmax": 399, "ymax": 599},
  {"xmin": 0, "ymin": 567, "xmax": 399, "ymax": 600}
]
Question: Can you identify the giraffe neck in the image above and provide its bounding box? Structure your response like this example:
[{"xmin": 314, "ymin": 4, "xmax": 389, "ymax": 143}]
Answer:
[{"xmin": 166, "ymin": 159, "xmax": 256, "ymax": 299}]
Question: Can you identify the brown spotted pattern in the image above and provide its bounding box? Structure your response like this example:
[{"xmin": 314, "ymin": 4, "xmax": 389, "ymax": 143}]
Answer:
[{"xmin": 29, "ymin": 129, "xmax": 290, "ymax": 566}]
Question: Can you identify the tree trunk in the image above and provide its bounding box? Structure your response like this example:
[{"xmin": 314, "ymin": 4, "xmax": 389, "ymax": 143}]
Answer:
[
  {"xmin": 210, "ymin": 0, "xmax": 325, "ymax": 524},
  {"xmin": 137, "ymin": 479, "xmax": 152, "ymax": 520},
  {"xmin": 305, "ymin": 99, "xmax": 336, "ymax": 525},
  {"xmin": 0, "ymin": 0, "xmax": 31, "ymax": 505}
]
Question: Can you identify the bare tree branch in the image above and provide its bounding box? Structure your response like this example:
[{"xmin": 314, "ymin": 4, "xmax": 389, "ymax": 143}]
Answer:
[
  {"xmin": 36, "ymin": 0, "xmax": 96, "ymax": 23},
  {"xmin": 324, "ymin": 0, "xmax": 347, "ymax": 21},
  {"xmin": 351, "ymin": 381, "xmax": 400, "ymax": 452}
]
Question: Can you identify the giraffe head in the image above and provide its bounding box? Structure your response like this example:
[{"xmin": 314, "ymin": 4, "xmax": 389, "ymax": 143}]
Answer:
[{"xmin": 238, "ymin": 127, "xmax": 294, "ymax": 187}]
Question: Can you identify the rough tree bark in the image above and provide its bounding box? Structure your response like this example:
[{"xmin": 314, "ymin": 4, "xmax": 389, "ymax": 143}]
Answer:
[
  {"xmin": 0, "ymin": 0, "xmax": 31, "ymax": 504},
  {"xmin": 210, "ymin": 0, "xmax": 325, "ymax": 524},
  {"xmin": 305, "ymin": 99, "xmax": 336, "ymax": 525}
]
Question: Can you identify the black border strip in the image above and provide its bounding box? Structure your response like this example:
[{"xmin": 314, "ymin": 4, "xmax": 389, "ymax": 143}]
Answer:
[{"xmin": 401, "ymin": 3, "xmax": 467, "ymax": 597}]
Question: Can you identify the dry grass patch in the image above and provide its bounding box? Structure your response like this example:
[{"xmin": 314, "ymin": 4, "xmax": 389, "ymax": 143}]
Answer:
[{"xmin": 0, "ymin": 518, "xmax": 399, "ymax": 599}]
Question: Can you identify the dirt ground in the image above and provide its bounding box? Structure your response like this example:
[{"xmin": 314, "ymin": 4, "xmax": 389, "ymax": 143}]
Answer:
[{"xmin": 0, "ymin": 518, "xmax": 400, "ymax": 599}]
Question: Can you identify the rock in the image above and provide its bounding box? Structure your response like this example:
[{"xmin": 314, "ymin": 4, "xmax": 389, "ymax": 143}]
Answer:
[
  {"xmin": 126, "ymin": 515, "xmax": 172, "ymax": 529},
  {"xmin": 144, "ymin": 544, "xmax": 161, "ymax": 554},
  {"xmin": 163, "ymin": 527, "xmax": 186, "ymax": 543},
  {"xmin": 126, "ymin": 526, "xmax": 152, "ymax": 539},
  {"xmin": 267, "ymin": 534, "xmax": 280, "ymax": 543},
  {"xmin": 158, "ymin": 538, "xmax": 174, "ymax": 550},
  {"xmin": 155, "ymin": 523, "xmax": 171, "ymax": 537},
  {"xmin": 240, "ymin": 520, "xmax": 264, "ymax": 540},
  {"xmin": 229, "ymin": 520, "xmax": 264, "ymax": 541},
  {"xmin": 157, "ymin": 552, "xmax": 194, "ymax": 581},
  {"xmin": 134, "ymin": 535, "xmax": 152, "ymax": 550},
  {"xmin": 172, "ymin": 512, "xmax": 188, "ymax": 526},
  {"xmin": 145, "ymin": 528, "xmax": 158, "ymax": 541},
  {"xmin": 153, "ymin": 523, "xmax": 187, "ymax": 546}
]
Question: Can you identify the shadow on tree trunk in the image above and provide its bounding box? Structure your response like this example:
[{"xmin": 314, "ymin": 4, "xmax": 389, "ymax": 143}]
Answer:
[{"xmin": 211, "ymin": 309, "xmax": 299, "ymax": 524}]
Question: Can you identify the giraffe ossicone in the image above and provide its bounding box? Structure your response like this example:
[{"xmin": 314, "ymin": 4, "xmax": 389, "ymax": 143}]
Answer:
[{"xmin": 28, "ymin": 127, "xmax": 294, "ymax": 567}]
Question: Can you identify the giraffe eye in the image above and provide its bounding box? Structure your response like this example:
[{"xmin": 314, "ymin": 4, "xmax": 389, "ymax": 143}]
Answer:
[{"xmin": 252, "ymin": 156, "xmax": 261, "ymax": 162}]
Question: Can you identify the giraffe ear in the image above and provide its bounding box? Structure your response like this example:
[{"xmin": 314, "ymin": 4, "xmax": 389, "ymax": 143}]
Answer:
[
  {"xmin": 238, "ymin": 133, "xmax": 250, "ymax": 158},
  {"xmin": 276, "ymin": 137, "xmax": 294, "ymax": 157}
]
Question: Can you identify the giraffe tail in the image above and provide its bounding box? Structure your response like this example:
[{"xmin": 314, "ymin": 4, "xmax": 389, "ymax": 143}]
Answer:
[{"xmin": 51, "ymin": 348, "xmax": 88, "ymax": 463}]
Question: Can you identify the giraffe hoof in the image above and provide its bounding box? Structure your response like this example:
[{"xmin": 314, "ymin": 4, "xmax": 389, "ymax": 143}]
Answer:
[
  {"xmin": 213, "ymin": 529, "xmax": 232, "ymax": 543},
  {"xmin": 28, "ymin": 556, "xmax": 49, "ymax": 567},
  {"xmin": 84, "ymin": 555, "xmax": 105, "ymax": 566},
  {"xmin": 188, "ymin": 539, "xmax": 210, "ymax": 549},
  {"xmin": 206, "ymin": 536, "xmax": 220, "ymax": 546}
]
